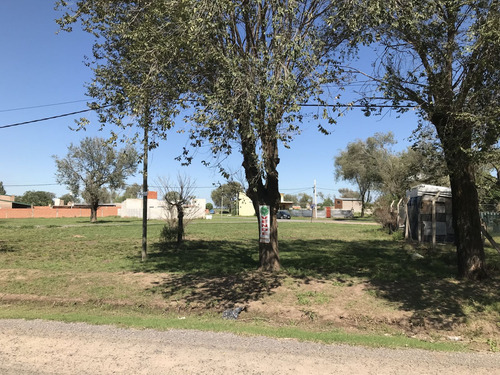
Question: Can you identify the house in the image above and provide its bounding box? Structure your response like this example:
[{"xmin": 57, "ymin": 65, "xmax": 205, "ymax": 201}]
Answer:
[
  {"xmin": 0, "ymin": 195, "xmax": 30, "ymax": 209},
  {"xmin": 238, "ymin": 192, "xmax": 294, "ymax": 216},
  {"xmin": 118, "ymin": 191, "xmax": 206, "ymax": 220},
  {"xmin": 334, "ymin": 197, "xmax": 363, "ymax": 214},
  {"xmin": 238, "ymin": 192, "xmax": 255, "ymax": 216},
  {"xmin": 403, "ymin": 184, "xmax": 454, "ymax": 243}
]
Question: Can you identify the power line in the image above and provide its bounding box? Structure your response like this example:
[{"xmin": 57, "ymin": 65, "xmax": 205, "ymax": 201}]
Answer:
[
  {"xmin": 0, "ymin": 99, "xmax": 89, "ymax": 113},
  {"xmin": 0, "ymin": 101, "xmax": 416, "ymax": 130},
  {"xmin": 0, "ymin": 108, "xmax": 96, "ymax": 129}
]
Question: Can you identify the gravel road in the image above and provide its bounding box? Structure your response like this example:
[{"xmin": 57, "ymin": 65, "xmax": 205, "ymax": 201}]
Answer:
[{"xmin": 1, "ymin": 319, "xmax": 498, "ymax": 374}]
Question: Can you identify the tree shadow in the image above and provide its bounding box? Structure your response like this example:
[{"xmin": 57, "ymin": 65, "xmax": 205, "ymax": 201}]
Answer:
[
  {"xmin": 280, "ymin": 238, "xmax": 500, "ymax": 329},
  {"xmin": 0, "ymin": 240, "xmax": 16, "ymax": 253},
  {"xmin": 134, "ymin": 240, "xmax": 259, "ymax": 275},
  {"xmin": 134, "ymin": 237, "xmax": 500, "ymax": 327},
  {"xmin": 148, "ymin": 272, "xmax": 283, "ymax": 310}
]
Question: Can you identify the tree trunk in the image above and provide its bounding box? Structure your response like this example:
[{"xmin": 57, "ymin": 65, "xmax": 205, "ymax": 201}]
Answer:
[
  {"xmin": 434, "ymin": 116, "xmax": 488, "ymax": 280},
  {"xmin": 447, "ymin": 157, "xmax": 488, "ymax": 280},
  {"xmin": 177, "ymin": 206, "xmax": 184, "ymax": 246},
  {"xmin": 90, "ymin": 203, "xmax": 98, "ymax": 223},
  {"xmin": 239, "ymin": 120, "xmax": 281, "ymax": 272},
  {"xmin": 255, "ymin": 202, "xmax": 280, "ymax": 272}
]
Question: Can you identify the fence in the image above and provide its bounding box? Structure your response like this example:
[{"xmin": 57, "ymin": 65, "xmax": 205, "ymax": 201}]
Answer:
[
  {"xmin": 0, "ymin": 206, "xmax": 118, "ymax": 219},
  {"xmin": 480, "ymin": 212, "xmax": 500, "ymax": 234}
]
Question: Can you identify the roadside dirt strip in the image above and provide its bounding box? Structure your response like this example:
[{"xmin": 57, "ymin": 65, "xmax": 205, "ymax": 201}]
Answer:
[{"xmin": 1, "ymin": 319, "xmax": 498, "ymax": 375}]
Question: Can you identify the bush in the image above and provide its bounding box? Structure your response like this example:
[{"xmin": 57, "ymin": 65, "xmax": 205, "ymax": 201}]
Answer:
[
  {"xmin": 373, "ymin": 196, "xmax": 398, "ymax": 233},
  {"xmin": 159, "ymin": 221, "xmax": 179, "ymax": 243}
]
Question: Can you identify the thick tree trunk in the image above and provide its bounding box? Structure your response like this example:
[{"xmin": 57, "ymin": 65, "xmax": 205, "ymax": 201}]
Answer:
[
  {"xmin": 240, "ymin": 121, "xmax": 281, "ymax": 271},
  {"xmin": 255, "ymin": 202, "xmax": 280, "ymax": 272},
  {"xmin": 447, "ymin": 156, "xmax": 488, "ymax": 280},
  {"xmin": 90, "ymin": 203, "xmax": 98, "ymax": 223},
  {"xmin": 434, "ymin": 116, "xmax": 488, "ymax": 280}
]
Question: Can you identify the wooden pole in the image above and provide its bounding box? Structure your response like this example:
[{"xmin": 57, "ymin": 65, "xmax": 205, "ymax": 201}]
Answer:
[{"xmin": 431, "ymin": 191, "xmax": 441, "ymax": 249}]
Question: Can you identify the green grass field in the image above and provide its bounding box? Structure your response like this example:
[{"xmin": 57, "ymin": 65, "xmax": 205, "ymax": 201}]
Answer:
[{"xmin": 1, "ymin": 216, "xmax": 499, "ymax": 351}]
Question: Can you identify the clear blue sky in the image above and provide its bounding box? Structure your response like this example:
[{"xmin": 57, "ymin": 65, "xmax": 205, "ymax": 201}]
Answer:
[{"xmin": 0, "ymin": 1, "xmax": 420, "ymax": 203}]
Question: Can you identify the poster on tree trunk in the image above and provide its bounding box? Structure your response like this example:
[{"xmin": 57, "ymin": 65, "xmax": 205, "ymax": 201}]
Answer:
[{"xmin": 259, "ymin": 205, "xmax": 270, "ymax": 243}]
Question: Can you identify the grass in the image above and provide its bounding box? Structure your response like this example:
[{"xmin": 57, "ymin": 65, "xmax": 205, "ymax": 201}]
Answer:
[{"xmin": 1, "ymin": 216, "xmax": 499, "ymax": 351}]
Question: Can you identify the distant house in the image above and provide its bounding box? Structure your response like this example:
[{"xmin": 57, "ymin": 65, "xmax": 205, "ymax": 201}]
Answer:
[
  {"xmin": 0, "ymin": 195, "xmax": 30, "ymax": 209},
  {"xmin": 238, "ymin": 192, "xmax": 294, "ymax": 216},
  {"xmin": 238, "ymin": 192, "xmax": 255, "ymax": 216},
  {"xmin": 334, "ymin": 198, "xmax": 363, "ymax": 214},
  {"xmin": 118, "ymin": 191, "xmax": 206, "ymax": 220}
]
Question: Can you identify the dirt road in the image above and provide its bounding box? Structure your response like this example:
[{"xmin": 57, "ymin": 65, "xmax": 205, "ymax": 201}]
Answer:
[{"xmin": 1, "ymin": 319, "xmax": 498, "ymax": 375}]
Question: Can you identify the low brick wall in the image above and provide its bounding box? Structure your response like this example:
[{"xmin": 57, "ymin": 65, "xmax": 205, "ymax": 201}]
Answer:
[{"xmin": 0, "ymin": 206, "xmax": 118, "ymax": 219}]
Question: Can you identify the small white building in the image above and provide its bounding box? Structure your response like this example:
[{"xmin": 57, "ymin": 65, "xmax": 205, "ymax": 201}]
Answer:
[{"xmin": 119, "ymin": 193, "xmax": 206, "ymax": 220}]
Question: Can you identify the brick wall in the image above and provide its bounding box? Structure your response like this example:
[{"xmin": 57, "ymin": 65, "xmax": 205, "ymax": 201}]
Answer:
[{"xmin": 0, "ymin": 206, "xmax": 118, "ymax": 219}]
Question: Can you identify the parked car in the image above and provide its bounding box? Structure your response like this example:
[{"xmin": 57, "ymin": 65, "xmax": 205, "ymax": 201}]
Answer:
[{"xmin": 277, "ymin": 210, "xmax": 291, "ymax": 219}]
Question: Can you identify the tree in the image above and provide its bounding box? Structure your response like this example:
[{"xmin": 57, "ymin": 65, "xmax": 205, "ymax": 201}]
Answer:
[
  {"xmin": 183, "ymin": 1, "xmax": 348, "ymax": 271},
  {"xmin": 298, "ymin": 193, "xmax": 313, "ymax": 208},
  {"xmin": 335, "ymin": 133, "xmax": 395, "ymax": 217},
  {"xmin": 211, "ymin": 182, "xmax": 244, "ymax": 214},
  {"xmin": 0, "ymin": 181, "xmax": 6, "ymax": 195},
  {"xmin": 54, "ymin": 137, "xmax": 138, "ymax": 223},
  {"xmin": 56, "ymin": 0, "xmax": 189, "ymax": 260},
  {"xmin": 321, "ymin": 195, "xmax": 334, "ymax": 207},
  {"xmin": 332, "ymin": 1, "xmax": 499, "ymax": 279},
  {"xmin": 158, "ymin": 175, "xmax": 196, "ymax": 247},
  {"xmin": 206, "ymin": 202, "xmax": 214, "ymax": 211},
  {"xmin": 115, "ymin": 183, "xmax": 142, "ymax": 203},
  {"xmin": 57, "ymin": 0, "xmax": 350, "ymax": 271},
  {"xmin": 59, "ymin": 193, "xmax": 78, "ymax": 205},
  {"xmin": 18, "ymin": 191, "xmax": 55, "ymax": 206}
]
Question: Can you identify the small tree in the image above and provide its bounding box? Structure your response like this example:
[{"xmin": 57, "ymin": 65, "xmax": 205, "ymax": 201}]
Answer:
[
  {"xmin": 0, "ymin": 181, "xmax": 6, "ymax": 195},
  {"xmin": 158, "ymin": 175, "xmax": 196, "ymax": 247},
  {"xmin": 54, "ymin": 137, "xmax": 138, "ymax": 222}
]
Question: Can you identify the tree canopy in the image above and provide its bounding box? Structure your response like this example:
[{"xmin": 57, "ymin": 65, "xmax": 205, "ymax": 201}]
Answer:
[
  {"xmin": 0, "ymin": 181, "xmax": 6, "ymax": 195},
  {"xmin": 54, "ymin": 137, "xmax": 138, "ymax": 222},
  {"xmin": 335, "ymin": 133, "xmax": 395, "ymax": 217},
  {"xmin": 18, "ymin": 191, "xmax": 55, "ymax": 206}
]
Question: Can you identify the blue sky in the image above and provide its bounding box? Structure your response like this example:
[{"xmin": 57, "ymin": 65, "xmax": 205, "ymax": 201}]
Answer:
[{"xmin": 0, "ymin": 1, "xmax": 421, "ymax": 203}]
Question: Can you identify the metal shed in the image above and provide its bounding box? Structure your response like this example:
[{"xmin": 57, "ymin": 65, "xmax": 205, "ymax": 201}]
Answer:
[{"xmin": 404, "ymin": 184, "xmax": 454, "ymax": 244}]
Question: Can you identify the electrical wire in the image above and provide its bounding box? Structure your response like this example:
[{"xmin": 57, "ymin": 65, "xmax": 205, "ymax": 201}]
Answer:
[
  {"xmin": 0, "ymin": 108, "xmax": 95, "ymax": 129},
  {"xmin": 0, "ymin": 99, "xmax": 89, "ymax": 113}
]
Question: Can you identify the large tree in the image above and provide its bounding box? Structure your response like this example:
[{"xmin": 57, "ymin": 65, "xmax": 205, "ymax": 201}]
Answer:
[
  {"xmin": 54, "ymin": 137, "xmax": 138, "ymax": 222},
  {"xmin": 332, "ymin": 0, "xmax": 500, "ymax": 279},
  {"xmin": 335, "ymin": 133, "xmax": 395, "ymax": 217},
  {"xmin": 58, "ymin": 0, "xmax": 349, "ymax": 271},
  {"xmin": 183, "ymin": 0, "xmax": 347, "ymax": 271}
]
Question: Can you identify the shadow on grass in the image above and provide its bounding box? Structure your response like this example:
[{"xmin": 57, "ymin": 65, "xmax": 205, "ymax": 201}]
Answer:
[
  {"xmin": 0, "ymin": 240, "xmax": 16, "ymax": 253},
  {"xmin": 149, "ymin": 272, "xmax": 283, "ymax": 310},
  {"xmin": 135, "ymin": 237, "xmax": 500, "ymax": 326}
]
